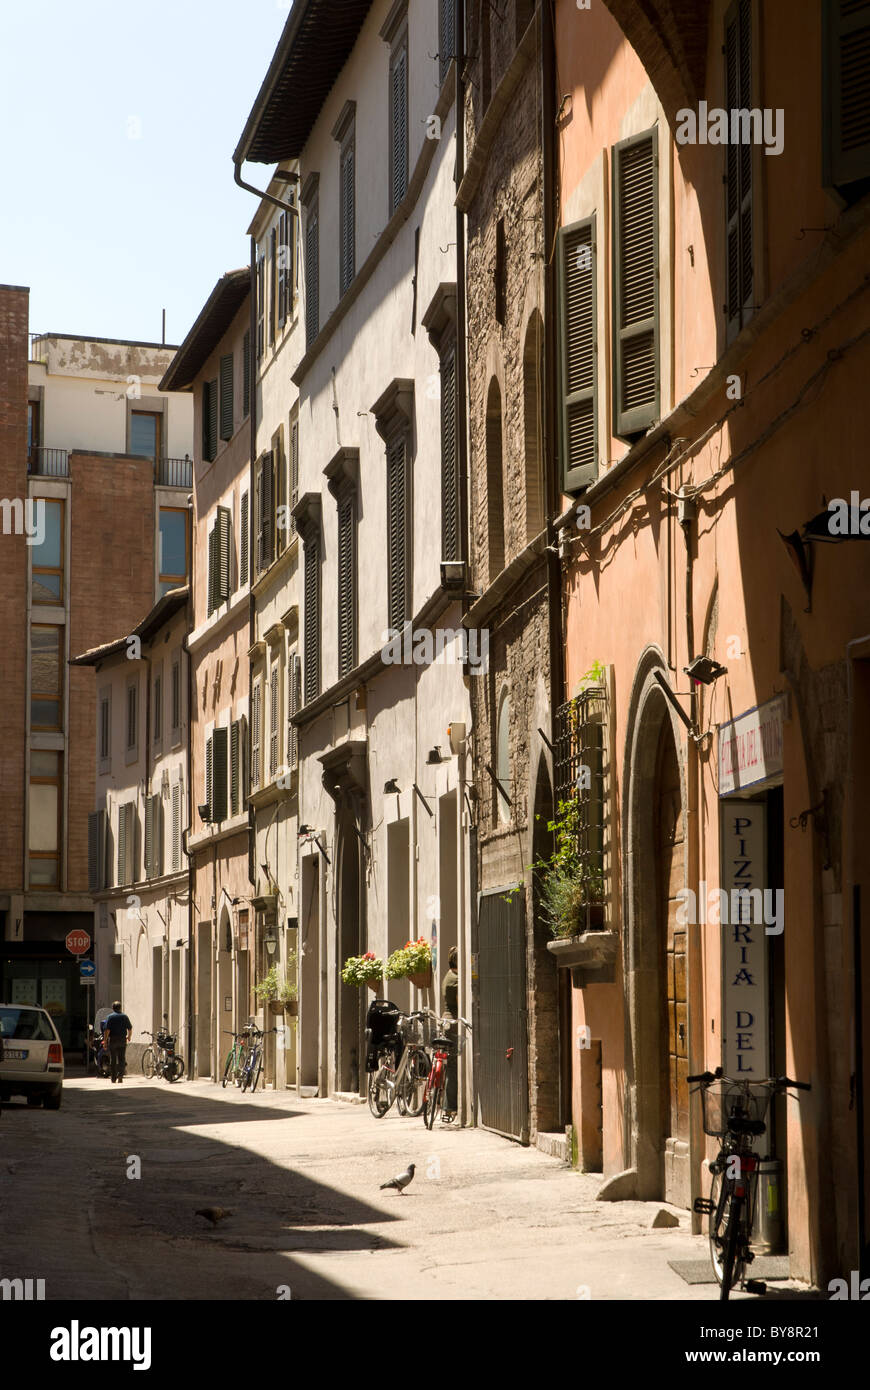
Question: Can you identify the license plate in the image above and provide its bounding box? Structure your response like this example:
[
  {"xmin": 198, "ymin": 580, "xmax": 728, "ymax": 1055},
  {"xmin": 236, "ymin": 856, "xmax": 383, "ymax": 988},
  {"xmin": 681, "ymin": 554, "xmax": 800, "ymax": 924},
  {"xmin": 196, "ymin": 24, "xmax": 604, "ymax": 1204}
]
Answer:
[{"xmin": 5, "ymin": 1049, "xmax": 28, "ymax": 1060}]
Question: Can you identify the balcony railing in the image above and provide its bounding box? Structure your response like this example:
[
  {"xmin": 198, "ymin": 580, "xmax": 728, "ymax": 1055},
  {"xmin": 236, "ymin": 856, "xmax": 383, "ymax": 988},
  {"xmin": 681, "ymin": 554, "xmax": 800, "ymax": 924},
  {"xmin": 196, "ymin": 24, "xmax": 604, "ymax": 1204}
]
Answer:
[
  {"xmin": 28, "ymin": 447, "xmax": 69, "ymax": 477},
  {"xmin": 157, "ymin": 456, "xmax": 193, "ymax": 488}
]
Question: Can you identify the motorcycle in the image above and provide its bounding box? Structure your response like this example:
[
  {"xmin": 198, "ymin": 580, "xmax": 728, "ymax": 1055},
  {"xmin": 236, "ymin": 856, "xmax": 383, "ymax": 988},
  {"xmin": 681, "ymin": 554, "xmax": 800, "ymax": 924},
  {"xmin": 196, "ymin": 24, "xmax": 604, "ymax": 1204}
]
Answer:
[{"xmin": 85, "ymin": 1023, "xmax": 110, "ymax": 1077}]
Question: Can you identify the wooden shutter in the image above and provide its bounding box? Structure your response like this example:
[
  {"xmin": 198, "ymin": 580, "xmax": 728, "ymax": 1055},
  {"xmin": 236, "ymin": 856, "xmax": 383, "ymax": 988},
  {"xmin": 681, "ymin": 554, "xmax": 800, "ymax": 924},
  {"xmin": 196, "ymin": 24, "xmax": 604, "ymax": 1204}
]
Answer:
[
  {"xmin": 305, "ymin": 205, "xmax": 319, "ymax": 349},
  {"xmin": 612, "ymin": 128, "xmax": 659, "ymax": 437},
  {"xmin": 558, "ymin": 217, "xmax": 598, "ymax": 492},
  {"xmin": 303, "ymin": 535, "xmax": 320, "ymax": 703},
  {"xmin": 824, "ymin": 0, "xmax": 870, "ymax": 189},
  {"xmin": 230, "ymin": 719, "xmax": 240, "ymax": 815},
  {"xmin": 117, "ymin": 803, "xmax": 127, "ymax": 885},
  {"xmin": 440, "ymin": 340, "xmax": 459, "ymax": 561},
  {"xmin": 269, "ymin": 665, "xmax": 279, "ymax": 778},
  {"xmin": 263, "ymin": 452, "xmax": 274, "ymax": 567},
  {"xmin": 337, "ymin": 492, "xmax": 356, "ymax": 678},
  {"xmin": 387, "ymin": 432, "xmax": 408, "ymax": 630},
  {"xmin": 278, "ymin": 212, "xmax": 288, "ymax": 327},
  {"xmin": 212, "ymin": 726, "xmax": 228, "ymax": 822},
  {"xmin": 203, "ymin": 378, "xmax": 218, "ymax": 461},
  {"xmin": 390, "ymin": 41, "xmax": 409, "ymax": 213},
  {"xmin": 219, "ymin": 353, "xmax": 234, "ymax": 440},
  {"xmin": 289, "ymin": 419, "xmax": 299, "ymax": 539},
  {"xmin": 205, "ymin": 735, "xmax": 213, "ymax": 820},
  {"xmin": 240, "ymin": 491, "xmax": 250, "ymax": 586},
  {"xmin": 240, "ymin": 714, "xmax": 249, "ymax": 805},
  {"xmin": 171, "ymin": 781, "xmax": 181, "ymax": 871},
  {"xmin": 248, "ymin": 686, "xmax": 258, "ymax": 795},
  {"xmin": 207, "ymin": 522, "xmax": 216, "ymax": 616},
  {"xmin": 340, "ymin": 139, "xmax": 355, "ymax": 296},
  {"xmin": 144, "ymin": 795, "xmax": 154, "ymax": 878},
  {"xmin": 88, "ymin": 810, "xmax": 106, "ymax": 892},
  {"xmin": 243, "ymin": 329, "xmax": 251, "ymax": 417},
  {"xmin": 725, "ymin": 0, "xmax": 753, "ymax": 339},
  {"xmin": 269, "ymin": 227, "xmax": 277, "ymax": 344},
  {"xmin": 439, "ymin": 0, "xmax": 455, "ymax": 86},
  {"xmin": 287, "ymin": 652, "xmax": 299, "ymax": 769},
  {"xmin": 217, "ymin": 505, "xmax": 232, "ymax": 601},
  {"xmin": 257, "ymin": 255, "xmax": 265, "ymax": 359}
]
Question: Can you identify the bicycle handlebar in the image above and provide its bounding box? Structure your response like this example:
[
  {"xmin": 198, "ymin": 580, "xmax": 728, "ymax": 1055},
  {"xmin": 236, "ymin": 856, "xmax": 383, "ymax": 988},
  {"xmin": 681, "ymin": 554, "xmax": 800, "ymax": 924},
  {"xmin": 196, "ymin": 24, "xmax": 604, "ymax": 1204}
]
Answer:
[{"xmin": 687, "ymin": 1069, "xmax": 810, "ymax": 1092}]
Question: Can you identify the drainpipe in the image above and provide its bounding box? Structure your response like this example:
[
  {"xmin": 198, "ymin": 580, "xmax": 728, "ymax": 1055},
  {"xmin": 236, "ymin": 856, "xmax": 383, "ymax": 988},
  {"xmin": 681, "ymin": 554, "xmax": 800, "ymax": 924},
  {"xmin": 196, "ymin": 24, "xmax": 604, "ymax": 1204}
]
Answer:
[
  {"xmin": 183, "ymin": 503, "xmax": 195, "ymax": 1075},
  {"xmin": 248, "ymin": 233, "xmax": 257, "ymax": 892},
  {"xmin": 541, "ymin": 2, "xmax": 563, "ymax": 715}
]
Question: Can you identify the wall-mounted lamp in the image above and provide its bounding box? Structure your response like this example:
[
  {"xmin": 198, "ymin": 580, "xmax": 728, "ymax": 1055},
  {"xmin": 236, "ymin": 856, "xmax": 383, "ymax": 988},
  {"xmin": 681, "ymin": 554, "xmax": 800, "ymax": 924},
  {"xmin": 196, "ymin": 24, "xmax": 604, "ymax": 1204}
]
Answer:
[
  {"xmin": 264, "ymin": 925, "xmax": 278, "ymax": 958},
  {"xmin": 440, "ymin": 559, "xmax": 466, "ymax": 590},
  {"xmin": 684, "ymin": 656, "xmax": 727, "ymax": 686},
  {"xmin": 298, "ymin": 825, "xmax": 331, "ymax": 866},
  {"xmin": 384, "ymin": 778, "xmax": 401, "ymax": 795},
  {"xmin": 197, "ymin": 803, "xmax": 211, "ymax": 823},
  {"xmin": 426, "ymin": 747, "xmax": 443, "ymax": 764}
]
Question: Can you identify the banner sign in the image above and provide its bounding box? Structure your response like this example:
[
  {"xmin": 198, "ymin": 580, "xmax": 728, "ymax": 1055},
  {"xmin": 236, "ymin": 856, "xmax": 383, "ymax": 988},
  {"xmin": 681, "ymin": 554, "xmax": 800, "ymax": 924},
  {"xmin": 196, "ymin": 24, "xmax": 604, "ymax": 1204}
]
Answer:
[
  {"xmin": 718, "ymin": 694, "xmax": 786, "ymax": 795},
  {"xmin": 720, "ymin": 801, "xmax": 769, "ymax": 1078}
]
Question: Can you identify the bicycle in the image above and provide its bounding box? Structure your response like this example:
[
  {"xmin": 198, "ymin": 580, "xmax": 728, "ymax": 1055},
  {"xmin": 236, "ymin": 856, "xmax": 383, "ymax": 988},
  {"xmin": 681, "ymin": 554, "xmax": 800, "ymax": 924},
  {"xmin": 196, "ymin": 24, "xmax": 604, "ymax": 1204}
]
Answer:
[
  {"xmin": 365, "ymin": 1007, "xmax": 432, "ymax": 1119},
  {"xmin": 239, "ymin": 1024, "xmax": 276, "ymax": 1093},
  {"xmin": 221, "ymin": 1027, "xmax": 252, "ymax": 1088},
  {"xmin": 689, "ymin": 1067, "xmax": 811, "ymax": 1300},
  {"xmin": 421, "ymin": 1012, "xmax": 471, "ymax": 1130},
  {"xmin": 141, "ymin": 1023, "xmax": 185, "ymax": 1083}
]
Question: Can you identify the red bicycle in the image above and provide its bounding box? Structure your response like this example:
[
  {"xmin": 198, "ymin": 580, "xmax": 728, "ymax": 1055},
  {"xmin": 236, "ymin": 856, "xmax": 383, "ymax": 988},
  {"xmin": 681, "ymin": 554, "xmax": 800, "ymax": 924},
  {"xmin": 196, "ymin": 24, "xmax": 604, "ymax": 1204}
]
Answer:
[{"xmin": 421, "ymin": 1012, "xmax": 471, "ymax": 1130}]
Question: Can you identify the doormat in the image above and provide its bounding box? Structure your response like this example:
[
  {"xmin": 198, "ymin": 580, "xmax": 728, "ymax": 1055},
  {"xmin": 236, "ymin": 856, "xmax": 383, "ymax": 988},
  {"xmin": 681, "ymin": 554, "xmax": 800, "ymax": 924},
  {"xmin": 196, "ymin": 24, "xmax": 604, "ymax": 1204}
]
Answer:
[{"xmin": 669, "ymin": 1256, "xmax": 790, "ymax": 1285}]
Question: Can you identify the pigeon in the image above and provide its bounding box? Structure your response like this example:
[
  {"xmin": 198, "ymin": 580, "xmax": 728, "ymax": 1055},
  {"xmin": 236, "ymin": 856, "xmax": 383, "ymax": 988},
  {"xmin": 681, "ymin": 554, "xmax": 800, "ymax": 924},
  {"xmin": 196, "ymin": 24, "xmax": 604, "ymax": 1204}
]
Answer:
[
  {"xmin": 380, "ymin": 1163, "xmax": 415, "ymax": 1194},
  {"xmin": 196, "ymin": 1207, "xmax": 233, "ymax": 1226}
]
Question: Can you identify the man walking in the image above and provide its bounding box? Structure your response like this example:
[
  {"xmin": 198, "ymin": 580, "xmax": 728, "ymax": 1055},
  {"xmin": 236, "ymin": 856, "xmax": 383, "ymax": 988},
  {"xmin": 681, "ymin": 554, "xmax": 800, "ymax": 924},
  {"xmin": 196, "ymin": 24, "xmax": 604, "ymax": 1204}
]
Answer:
[
  {"xmin": 103, "ymin": 1002, "xmax": 133, "ymax": 1083},
  {"xmin": 441, "ymin": 946, "xmax": 459, "ymax": 1123}
]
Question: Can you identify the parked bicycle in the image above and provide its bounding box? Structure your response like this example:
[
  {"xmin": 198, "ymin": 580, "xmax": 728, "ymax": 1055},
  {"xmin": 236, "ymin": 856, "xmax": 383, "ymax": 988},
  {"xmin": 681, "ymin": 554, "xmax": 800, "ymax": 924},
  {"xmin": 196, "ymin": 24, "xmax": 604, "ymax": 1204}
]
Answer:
[
  {"xmin": 421, "ymin": 1011, "xmax": 471, "ymax": 1130},
  {"xmin": 365, "ymin": 1000, "xmax": 432, "ymax": 1119},
  {"xmin": 239, "ymin": 1023, "xmax": 276, "ymax": 1093},
  {"xmin": 689, "ymin": 1066, "xmax": 811, "ymax": 1300},
  {"xmin": 141, "ymin": 1020, "xmax": 185, "ymax": 1083},
  {"xmin": 221, "ymin": 1026, "xmax": 253, "ymax": 1088}
]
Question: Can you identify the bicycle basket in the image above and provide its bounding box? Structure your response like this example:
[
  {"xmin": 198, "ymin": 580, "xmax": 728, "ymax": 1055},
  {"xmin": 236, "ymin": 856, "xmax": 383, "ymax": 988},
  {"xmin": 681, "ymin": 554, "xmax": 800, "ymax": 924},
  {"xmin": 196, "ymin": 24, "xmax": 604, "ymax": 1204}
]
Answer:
[
  {"xmin": 696, "ymin": 1079, "xmax": 772, "ymax": 1138},
  {"xmin": 156, "ymin": 1032, "xmax": 175, "ymax": 1049},
  {"xmin": 364, "ymin": 998, "xmax": 401, "ymax": 1043}
]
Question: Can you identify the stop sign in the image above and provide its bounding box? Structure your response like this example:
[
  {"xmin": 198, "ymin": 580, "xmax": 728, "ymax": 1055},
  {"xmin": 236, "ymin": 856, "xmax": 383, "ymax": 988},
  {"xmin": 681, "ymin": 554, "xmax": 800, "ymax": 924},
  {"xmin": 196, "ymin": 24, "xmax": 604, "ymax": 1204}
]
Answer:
[{"xmin": 66, "ymin": 929, "xmax": 91, "ymax": 955}]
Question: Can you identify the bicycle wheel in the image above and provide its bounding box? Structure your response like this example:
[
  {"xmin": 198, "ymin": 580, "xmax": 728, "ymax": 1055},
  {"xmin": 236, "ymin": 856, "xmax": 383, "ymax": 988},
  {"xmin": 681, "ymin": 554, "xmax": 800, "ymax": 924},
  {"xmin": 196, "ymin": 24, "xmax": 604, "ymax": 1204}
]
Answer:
[
  {"xmin": 247, "ymin": 1049, "xmax": 263, "ymax": 1094},
  {"xmin": 141, "ymin": 1048, "xmax": 156, "ymax": 1079},
  {"xmin": 719, "ymin": 1194, "xmax": 744, "ymax": 1301},
  {"xmin": 423, "ymin": 1063, "xmax": 444, "ymax": 1130},
  {"xmin": 173, "ymin": 1055, "xmax": 185, "ymax": 1079},
  {"xmin": 709, "ymin": 1171, "xmax": 747, "ymax": 1292},
  {"xmin": 367, "ymin": 1049, "xmax": 396, "ymax": 1118},
  {"xmin": 167, "ymin": 1057, "xmax": 184, "ymax": 1083},
  {"xmin": 397, "ymin": 1048, "xmax": 429, "ymax": 1117},
  {"xmin": 221, "ymin": 1051, "xmax": 234, "ymax": 1087}
]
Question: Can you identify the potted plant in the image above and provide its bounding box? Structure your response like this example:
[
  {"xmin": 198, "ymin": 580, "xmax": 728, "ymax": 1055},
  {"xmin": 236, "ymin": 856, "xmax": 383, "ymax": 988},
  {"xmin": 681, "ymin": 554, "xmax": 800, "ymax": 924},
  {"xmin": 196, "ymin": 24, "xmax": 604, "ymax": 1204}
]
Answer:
[
  {"xmin": 385, "ymin": 937, "xmax": 433, "ymax": 988},
  {"xmin": 532, "ymin": 789, "xmax": 613, "ymax": 969},
  {"xmin": 341, "ymin": 951, "xmax": 385, "ymax": 990},
  {"xmin": 254, "ymin": 957, "xmax": 298, "ymax": 1015}
]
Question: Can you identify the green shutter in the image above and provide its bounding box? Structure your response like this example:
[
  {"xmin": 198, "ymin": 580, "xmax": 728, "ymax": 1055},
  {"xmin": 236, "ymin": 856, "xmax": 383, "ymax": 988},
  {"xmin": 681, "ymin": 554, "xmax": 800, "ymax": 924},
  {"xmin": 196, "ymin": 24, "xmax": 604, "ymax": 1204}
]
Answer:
[
  {"xmin": 88, "ymin": 810, "xmax": 106, "ymax": 892},
  {"xmin": 823, "ymin": 0, "xmax": 870, "ymax": 190},
  {"xmin": 212, "ymin": 727, "xmax": 228, "ymax": 822},
  {"xmin": 171, "ymin": 782, "xmax": 181, "ymax": 871},
  {"xmin": 251, "ymin": 686, "xmax": 261, "ymax": 789},
  {"xmin": 207, "ymin": 522, "xmax": 216, "ymax": 616},
  {"xmin": 303, "ymin": 535, "xmax": 320, "ymax": 703},
  {"xmin": 725, "ymin": 0, "xmax": 753, "ymax": 340},
  {"xmin": 390, "ymin": 42, "xmax": 408, "ymax": 213},
  {"xmin": 287, "ymin": 652, "xmax": 299, "ymax": 769},
  {"xmin": 558, "ymin": 216, "xmax": 598, "ymax": 493},
  {"xmin": 612, "ymin": 128, "xmax": 659, "ymax": 438},
  {"xmin": 337, "ymin": 492, "xmax": 356, "ymax": 678},
  {"xmin": 217, "ymin": 505, "xmax": 232, "ymax": 601},
  {"xmin": 230, "ymin": 720, "xmax": 240, "ymax": 816},
  {"xmin": 240, "ymin": 491, "xmax": 249, "ymax": 586},
  {"xmin": 205, "ymin": 736, "xmax": 213, "ymax": 821},
  {"xmin": 257, "ymin": 256, "xmax": 265, "ymax": 360},
  {"xmin": 340, "ymin": 139, "xmax": 356, "ymax": 296},
  {"xmin": 305, "ymin": 206, "xmax": 319, "ymax": 349},
  {"xmin": 219, "ymin": 354, "xmax": 234, "ymax": 441},
  {"xmin": 440, "ymin": 340, "xmax": 459, "ymax": 560},
  {"xmin": 439, "ymin": 0, "xmax": 455, "ymax": 86},
  {"xmin": 387, "ymin": 432, "xmax": 408, "ymax": 630}
]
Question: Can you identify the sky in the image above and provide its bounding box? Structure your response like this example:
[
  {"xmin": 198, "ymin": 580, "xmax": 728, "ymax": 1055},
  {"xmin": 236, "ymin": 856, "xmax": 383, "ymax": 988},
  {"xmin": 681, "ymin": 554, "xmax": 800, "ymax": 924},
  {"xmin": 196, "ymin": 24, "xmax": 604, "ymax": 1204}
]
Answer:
[{"xmin": 0, "ymin": 0, "xmax": 291, "ymax": 346}]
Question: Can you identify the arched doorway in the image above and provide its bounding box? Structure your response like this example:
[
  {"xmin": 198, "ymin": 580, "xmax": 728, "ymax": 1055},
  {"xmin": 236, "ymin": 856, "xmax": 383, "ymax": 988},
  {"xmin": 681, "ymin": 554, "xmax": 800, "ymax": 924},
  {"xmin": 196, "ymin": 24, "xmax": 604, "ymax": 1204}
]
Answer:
[
  {"xmin": 336, "ymin": 806, "xmax": 363, "ymax": 1094},
  {"xmin": 531, "ymin": 755, "xmax": 568, "ymax": 1133},
  {"xmin": 624, "ymin": 657, "xmax": 688, "ymax": 1203}
]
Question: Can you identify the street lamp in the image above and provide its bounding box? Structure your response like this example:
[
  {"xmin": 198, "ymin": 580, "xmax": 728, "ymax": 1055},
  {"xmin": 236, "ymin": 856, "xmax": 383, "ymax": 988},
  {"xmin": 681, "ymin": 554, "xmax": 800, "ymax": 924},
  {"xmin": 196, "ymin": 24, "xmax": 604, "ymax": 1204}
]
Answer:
[{"xmin": 264, "ymin": 925, "xmax": 278, "ymax": 958}]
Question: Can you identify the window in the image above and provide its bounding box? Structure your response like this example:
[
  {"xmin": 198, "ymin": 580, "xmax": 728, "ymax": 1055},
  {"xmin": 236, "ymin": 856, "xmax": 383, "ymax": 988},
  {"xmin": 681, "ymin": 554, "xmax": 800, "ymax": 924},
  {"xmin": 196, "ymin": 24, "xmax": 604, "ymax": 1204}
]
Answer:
[
  {"xmin": 30, "ymin": 624, "xmax": 62, "ymax": 729},
  {"xmin": 278, "ymin": 209, "xmax": 293, "ymax": 327},
  {"xmin": 243, "ymin": 329, "xmax": 251, "ymax": 418},
  {"xmin": 494, "ymin": 218, "xmax": 506, "ymax": 326},
  {"xmin": 171, "ymin": 657, "xmax": 181, "ymax": 742},
  {"xmin": 305, "ymin": 201, "xmax": 320, "ymax": 349},
  {"xmin": 337, "ymin": 111, "xmax": 356, "ymax": 297},
  {"xmin": 171, "ymin": 774, "xmax": 182, "ymax": 871},
  {"xmin": 269, "ymin": 664, "xmax": 280, "ymax": 779},
  {"xmin": 239, "ymin": 490, "xmax": 250, "ymax": 586},
  {"xmin": 99, "ymin": 690, "xmax": 111, "ymax": 769},
  {"xmin": 287, "ymin": 651, "xmax": 300, "ymax": 769},
  {"xmin": 303, "ymin": 531, "xmax": 321, "ymax": 704},
  {"xmin": 485, "ymin": 379, "xmax": 504, "ymax": 581},
  {"xmin": 230, "ymin": 718, "xmax": 241, "ymax": 815},
  {"xmin": 207, "ymin": 506, "xmax": 232, "ymax": 615},
  {"xmin": 557, "ymin": 217, "xmax": 597, "ymax": 492},
  {"xmin": 440, "ymin": 339, "xmax": 459, "ymax": 562},
  {"xmin": 256, "ymin": 452, "xmax": 275, "ymax": 574},
  {"xmin": 117, "ymin": 801, "xmax": 136, "ymax": 886},
  {"xmin": 219, "ymin": 353, "xmax": 234, "ymax": 441},
  {"xmin": 130, "ymin": 410, "xmax": 161, "ymax": 461},
  {"xmin": 554, "ymin": 682, "xmax": 609, "ymax": 926},
  {"xmin": 612, "ymin": 127, "xmax": 659, "ymax": 438},
  {"xmin": 126, "ymin": 679, "xmax": 138, "ymax": 752},
  {"xmin": 495, "ymin": 688, "xmax": 511, "ymax": 824},
  {"xmin": 27, "ymin": 399, "xmax": 40, "ymax": 466},
  {"xmin": 337, "ymin": 489, "xmax": 357, "ymax": 678},
  {"xmin": 439, "ymin": 0, "xmax": 455, "ymax": 86},
  {"xmin": 207, "ymin": 726, "xmax": 228, "ymax": 822},
  {"xmin": 823, "ymin": 0, "xmax": 870, "ymax": 196},
  {"xmin": 153, "ymin": 670, "xmax": 162, "ymax": 742},
  {"xmin": 202, "ymin": 379, "xmax": 218, "ymax": 463},
  {"xmin": 389, "ymin": 28, "xmax": 409, "ymax": 214},
  {"xmin": 29, "ymin": 750, "xmax": 61, "ymax": 889},
  {"xmin": 251, "ymin": 681, "xmax": 262, "ymax": 790},
  {"xmin": 144, "ymin": 794, "xmax": 163, "ymax": 879},
  {"xmin": 88, "ymin": 806, "xmax": 107, "ymax": 893},
  {"xmin": 724, "ymin": 0, "xmax": 753, "ymax": 339},
  {"xmin": 159, "ymin": 507, "xmax": 188, "ymax": 596},
  {"xmin": 257, "ymin": 254, "xmax": 266, "ymax": 360},
  {"xmin": 31, "ymin": 497, "xmax": 64, "ymax": 603},
  {"xmin": 386, "ymin": 431, "xmax": 410, "ymax": 629},
  {"xmin": 523, "ymin": 312, "xmax": 545, "ymax": 537},
  {"xmin": 274, "ymin": 427, "xmax": 286, "ymax": 558},
  {"xmin": 270, "ymin": 227, "xmax": 277, "ymax": 346}
]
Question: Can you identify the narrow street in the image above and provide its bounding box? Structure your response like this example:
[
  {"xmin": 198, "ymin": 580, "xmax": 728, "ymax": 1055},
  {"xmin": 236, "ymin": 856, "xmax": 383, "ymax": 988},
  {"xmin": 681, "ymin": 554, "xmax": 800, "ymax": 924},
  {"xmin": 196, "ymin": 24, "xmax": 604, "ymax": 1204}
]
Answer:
[{"xmin": 0, "ymin": 1074, "xmax": 816, "ymax": 1302}]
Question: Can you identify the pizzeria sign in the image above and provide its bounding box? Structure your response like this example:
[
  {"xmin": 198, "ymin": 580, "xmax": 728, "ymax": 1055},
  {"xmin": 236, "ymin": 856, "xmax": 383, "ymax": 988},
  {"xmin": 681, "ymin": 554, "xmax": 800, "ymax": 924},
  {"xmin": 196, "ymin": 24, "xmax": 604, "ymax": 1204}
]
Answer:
[{"xmin": 718, "ymin": 694, "xmax": 787, "ymax": 796}]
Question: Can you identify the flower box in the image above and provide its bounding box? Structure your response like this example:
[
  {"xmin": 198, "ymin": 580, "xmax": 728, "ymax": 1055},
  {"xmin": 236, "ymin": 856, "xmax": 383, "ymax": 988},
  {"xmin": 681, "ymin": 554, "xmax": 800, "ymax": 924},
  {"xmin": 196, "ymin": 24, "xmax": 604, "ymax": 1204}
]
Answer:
[
  {"xmin": 546, "ymin": 931, "xmax": 619, "ymax": 970},
  {"xmin": 408, "ymin": 967, "xmax": 432, "ymax": 989}
]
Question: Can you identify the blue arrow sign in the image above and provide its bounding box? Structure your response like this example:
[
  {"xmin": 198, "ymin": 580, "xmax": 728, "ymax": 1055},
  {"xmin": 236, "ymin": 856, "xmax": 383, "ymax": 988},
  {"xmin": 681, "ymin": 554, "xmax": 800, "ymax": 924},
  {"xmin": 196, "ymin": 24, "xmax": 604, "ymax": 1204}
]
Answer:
[{"xmin": 79, "ymin": 959, "xmax": 96, "ymax": 978}]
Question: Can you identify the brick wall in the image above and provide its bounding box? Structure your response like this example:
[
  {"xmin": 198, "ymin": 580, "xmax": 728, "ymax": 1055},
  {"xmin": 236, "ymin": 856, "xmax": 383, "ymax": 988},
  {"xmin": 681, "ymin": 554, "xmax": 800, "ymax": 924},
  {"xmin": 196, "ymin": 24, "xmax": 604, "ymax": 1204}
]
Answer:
[
  {"xmin": 0, "ymin": 286, "xmax": 30, "ymax": 890},
  {"xmin": 67, "ymin": 453, "xmax": 156, "ymax": 892}
]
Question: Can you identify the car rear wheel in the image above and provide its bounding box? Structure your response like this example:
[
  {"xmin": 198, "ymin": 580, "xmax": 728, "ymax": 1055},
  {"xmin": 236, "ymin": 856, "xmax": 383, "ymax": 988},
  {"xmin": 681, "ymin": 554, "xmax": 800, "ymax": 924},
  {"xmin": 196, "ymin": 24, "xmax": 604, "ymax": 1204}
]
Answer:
[
  {"xmin": 26, "ymin": 1094, "xmax": 43, "ymax": 1107},
  {"xmin": 43, "ymin": 1090, "xmax": 61, "ymax": 1111}
]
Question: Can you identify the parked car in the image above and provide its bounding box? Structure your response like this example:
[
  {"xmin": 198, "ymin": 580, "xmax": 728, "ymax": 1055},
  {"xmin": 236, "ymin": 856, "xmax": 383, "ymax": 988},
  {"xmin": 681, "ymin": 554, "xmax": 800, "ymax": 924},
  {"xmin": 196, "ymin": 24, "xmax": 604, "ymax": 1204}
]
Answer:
[{"xmin": 0, "ymin": 1004, "xmax": 64, "ymax": 1109}]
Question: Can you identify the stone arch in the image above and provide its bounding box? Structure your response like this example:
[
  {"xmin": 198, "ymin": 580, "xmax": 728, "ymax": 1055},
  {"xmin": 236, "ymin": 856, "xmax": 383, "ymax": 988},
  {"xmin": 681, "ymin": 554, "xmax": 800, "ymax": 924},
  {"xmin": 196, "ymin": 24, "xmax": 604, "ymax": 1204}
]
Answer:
[
  {"xmin": 621, "ymin": 646, "xmax": 689, "ymax": 1199},
  {"xmin": 600, "ymin": 0, "xmax": 711, "ymax": 130},
  {"xmin": 522, "ymin": 310, "xmax": 546, "ymax": 542},
  {"xmin": 486, "ymin": 376, "xmax": 505, "ymax": 581}
]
